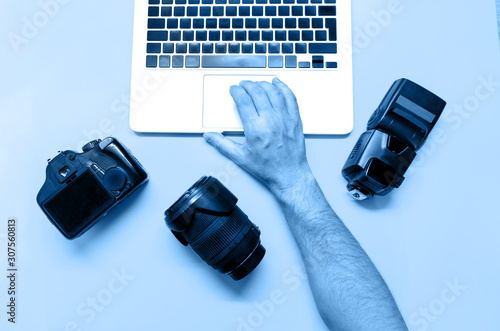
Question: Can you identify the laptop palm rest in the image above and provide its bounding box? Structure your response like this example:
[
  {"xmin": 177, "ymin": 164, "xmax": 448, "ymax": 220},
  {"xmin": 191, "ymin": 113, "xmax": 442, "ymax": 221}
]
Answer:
[{"xmin": 202, "ymin": 74, "xmax": 276, "ymax": 130}]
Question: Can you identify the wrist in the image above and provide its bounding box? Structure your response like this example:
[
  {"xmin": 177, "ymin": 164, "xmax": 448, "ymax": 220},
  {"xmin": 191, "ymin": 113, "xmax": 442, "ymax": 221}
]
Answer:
[{"xmin": 268, "ymin": 164, "xmax": 317, "ymax": 202}]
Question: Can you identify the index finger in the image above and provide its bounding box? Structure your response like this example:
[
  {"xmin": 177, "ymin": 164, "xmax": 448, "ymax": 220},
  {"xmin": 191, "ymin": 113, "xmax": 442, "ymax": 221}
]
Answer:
[{"xmin": 229, "ymin": 84, "xmax": 259, "ymax": 131}]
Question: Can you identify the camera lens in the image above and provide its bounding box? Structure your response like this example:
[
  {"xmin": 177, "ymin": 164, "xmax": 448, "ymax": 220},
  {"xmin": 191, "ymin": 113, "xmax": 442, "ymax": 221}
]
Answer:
[{"xmin": 165, "ymin": 176, "xmax": 265, "ymax": 281}]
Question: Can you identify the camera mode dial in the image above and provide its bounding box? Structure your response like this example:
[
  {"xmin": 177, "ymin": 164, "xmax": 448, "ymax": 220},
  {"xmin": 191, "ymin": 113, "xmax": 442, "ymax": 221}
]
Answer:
[{"xmin": 82, "ymin": 139, "xmax": 102, "ymax": 152}]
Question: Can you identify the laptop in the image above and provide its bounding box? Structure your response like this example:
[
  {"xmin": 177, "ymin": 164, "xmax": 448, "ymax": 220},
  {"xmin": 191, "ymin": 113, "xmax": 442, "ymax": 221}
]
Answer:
[{"xmin": 130, "ymin": 0, "xmax": 353, "ymax": 134}]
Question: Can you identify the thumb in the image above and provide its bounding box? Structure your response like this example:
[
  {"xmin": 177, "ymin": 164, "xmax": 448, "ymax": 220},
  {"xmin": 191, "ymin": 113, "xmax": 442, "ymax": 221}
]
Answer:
[{"xmin": 203, "ymin": 132, "xmax": 243, "ymax": 163}]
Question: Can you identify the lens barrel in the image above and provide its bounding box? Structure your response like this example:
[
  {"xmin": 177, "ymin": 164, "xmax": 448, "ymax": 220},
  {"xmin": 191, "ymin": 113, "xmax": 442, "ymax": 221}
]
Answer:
[{"xmin": 165, "ymin": 176, "xmax": 265, "ymax": 280}]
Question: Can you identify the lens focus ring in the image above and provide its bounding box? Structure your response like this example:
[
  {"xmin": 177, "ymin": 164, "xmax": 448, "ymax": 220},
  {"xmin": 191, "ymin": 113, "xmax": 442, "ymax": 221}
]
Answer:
[{"xmin": 190, "ymin": 208, "xmax": 248, "ymax": 262}]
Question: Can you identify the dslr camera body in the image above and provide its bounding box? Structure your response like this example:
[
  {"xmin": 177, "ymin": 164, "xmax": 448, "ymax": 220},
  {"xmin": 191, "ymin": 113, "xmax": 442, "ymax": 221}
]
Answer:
[
  {"xmin": 37, "ymin": 137, "xmax": 148, "ymax": 239},
  {"xmin": 342, "ymin": 79, "xmax": 446, "ymax": 200}
]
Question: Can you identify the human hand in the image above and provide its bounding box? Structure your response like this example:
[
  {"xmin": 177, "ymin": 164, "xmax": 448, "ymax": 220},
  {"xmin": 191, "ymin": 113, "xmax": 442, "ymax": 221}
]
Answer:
[{"xmin": 203, "ymin": 78, "xmax": 313, "ymax": 195}]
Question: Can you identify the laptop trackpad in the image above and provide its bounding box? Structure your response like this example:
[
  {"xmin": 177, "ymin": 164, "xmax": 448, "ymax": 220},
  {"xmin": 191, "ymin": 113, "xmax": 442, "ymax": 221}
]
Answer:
[{"xmin": 203, "ymin": 75, "xmax": 276, "ymax": 130}]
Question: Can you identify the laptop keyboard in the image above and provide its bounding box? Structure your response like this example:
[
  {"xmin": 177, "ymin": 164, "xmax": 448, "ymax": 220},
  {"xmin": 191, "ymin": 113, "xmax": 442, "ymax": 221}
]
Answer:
[{"xmin": 145, "ymin": 0, "xmax": 337, "ymax": 69}]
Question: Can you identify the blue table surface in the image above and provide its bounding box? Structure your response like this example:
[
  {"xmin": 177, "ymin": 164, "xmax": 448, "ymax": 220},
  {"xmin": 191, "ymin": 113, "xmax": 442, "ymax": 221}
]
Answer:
[{"xmin": 1, "ymin": 1, "xmax": 500, "ymax": 331}]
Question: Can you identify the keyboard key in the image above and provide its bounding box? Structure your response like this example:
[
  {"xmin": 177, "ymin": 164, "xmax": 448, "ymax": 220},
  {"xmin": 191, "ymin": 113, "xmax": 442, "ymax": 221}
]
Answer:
[
  {"xmin": 245, "ymin": 18, "xmax": 257, "ymax": 28},
  {"xmin": 249, "ymin": 30, "xmax": 260, "ymax": 41},
  {"xmin": 268, "ymin": 55, "xmax": 283, "ymax": 68},
  {"xmin": 285, "ymin": 55, "xmax": 297, "ymax": 67},
  {"xmin": 278, "ymin": 6, "xmax": 290, "ymax": 16},
  {"xmin": 270, "ymin": 0, "xmax": 280, "ymax": 3},
  {"xmin": 148, "ymin": 31, "xmax": 168, "ymax": 41},
  {"xmin": 235, "ymin": 30, "xmax": 247, "ymax": 41},
  {"xmin": 282, "ymin": 43, "xmax": 293, "ymax": 53},
  {"xmin": 298, "ymin": 18, "xmax": 309, "ymax": 28},
  {"xmin": 174, "ymin": 6, "xmax": 185, "ymax": 16},
  {"xmin": 162, "ymin": 0, "xmax": 173, "ymax": 4},
  {"xmin": 202, "ymin": 0, "xmax": 213, "ymax": 3},
  {"xmin": 200, "ymin": 6, "xmax": 211, "ymax": 16},
  {"xmin": 288, "ymin": 30, "xmax": 300, "ymax": 40},
  {"xmin": 163, "ymin": 42, "xmax": 175, "ymax": 53},
  {"xmin": 262, "ymin": 30, "xmax": 273, "ymax": 41},
  {"xmin": 319, "ymin": 5, "xmax": 336, "ymax": 16},
  {"xmin": 226, "ymin": 6, "xmax": 237, "ymax": 16},
  {"xmin": 312, "ymin": 55, "xmax": 323, "ymax": 68},
  {"xmin": 255, "ymin": 43, "xmax": 266, "ymax": 53},
  {"xmin": 325, "ymin": 18, "xmax": 336, "ymax": 40},
  {"xmin": 311, "ymin": 0, "xmax": 321, "ymax": 3},
  {"xmin": 215, "ymin": 42, "xmax": 227, "ymax": 53},
  {"xmin": 243, "ymin": 0, "xmax": 254, "ymax": 3},
  {"xmin": 189, "ymin": 42, "xmax": 200, "ymax": 53},
  {"xmin": 229, "ymin": 43, "xmax": 240, "ymax": 53},
  {"xmin": 229, "ymin": 0, "xmax": 240, "ymax": 3},
  {"xmin": 295, "ymin": 43, "xmax": 306, "ymax": 53},
  {"xmin": 312, "ymin": 18, "xmax": 323, "ymax": 28},
  {"xmin": 285, "ymin": 17, "xmax": 296, "ymax": 28},
  {"xmin": 183, "ymin": 31, "xmax": 194, "ymax": 41},
  {"xmin": 202, "ymin": 42, "xmax": 214, "ymax": 53},
  {"xmin": 256, "ymin": 0, "xmax": 267, "ymax": 3},
  {"xmin": 309, "ymin": 42, "xmax": 337, "ymax": 53},
  {"xmin": 291, "ymin": 6, "xmax": 303, "ymax": 16},
  {"xmin": 148, "ymin": 18, "xmax": 165, "ymax": 28},
  {"xmin": 146, "ymin": 55, "xmax": 157, "ymax": 67},
  {"xmin": 180, "ymin": 18, "xmax": 191, "ymax": 28},
  {"xmin": 186, "ymin": 55, "xmax": 200, "ymax": 67},
  {"xmin": 325, "ymin": 0, "xmax": 335, "ymax": 2},
  {"xmin": 186, "ymin": 6, "xmax": 198, "ymax": 16},
  {"xmin": 202, "ymin": 55, "xmax": 266, "ymax": 67},
  {"xmin": 265, "ymin": 6, "xmax": 277, "ymax": 16},
  {"xmin": 172, "ymin": 55, "xmax": 184, "ymax": 67},
  {"xmin": 259, "ymin": 18, "xmax": 270, "ymax": 28},
  {"xmin": 298, "ymin": 61, "xmax": 310, "ymax": 68},
  {"xmin": 188, "ymin": 0, "xmax": 200, "ymax": 3},
  {"xmin": 193, "ymin": 18, "xmax": 204, "ymax": 28},
  {"xmin": 297, "ymin": 0, "xmax": 307, "ymax": 3},
  {"xmin": 149, "ymin": 6, "xmax": 160, "ymax": 16},
  {"xmin": 302, "ymin": 30, "xmax": 313, "ymax": 41},
  {"xmin": 176, "ymin": 43, "xmax": 187, "ymax": 53},
  {"xmin": 269, "ymin": 43, "xmax": 280, "ymax": 53},
  {"xmin": 150, "ymin": 0, "xmax": 160, "ymax": 4},
  {"xmin": 216, "ymin": 0, "xmax": 227, "ymax": 3},
  {"xmin": 252, "ymin": 6, "xmax": 264, "ymax": 16},
  {"xmin": 161, "ymin": 7, "xmax": 172, "ymax": 16},
  {"xmin": 167, "ymin": 18, "xmax": 178, "ymax": 28},
  {"xmin": 305, "ymin": 6, "xmax": 316, "ymax": 16},
  {"xmin": 272, "ymin": 18, "xmax": 283, "ymax": 28},
  {"xmin": 147, "ymin": 43, "xmax": 162, "ymax": 53},
  {"xmin": 232, "ymin": 18, "xmax": 244, "ymax": 28},
  {"xmin": 175, "ymin": 0, "xmax": 186, "ymax": 4},
  {"xmin": 159, "ymin": 55, "xmax": 171, "ymax": 67},
  {"xmin": 170, "ymin": 30, "xmax": 181, "ymax": 40},
  {"xmin": 209, "ymin": 31, "xmax": 221, "ymax": 41},
  {"xmin": 213, "ymin": 6, "xmax": 224, "ymax": 16},
  {"xmin": 283, "ymin": 0, "xmax": 294, "ymax": 3},
  {"xmin": 325, "ymin": 61, "xmax": 337, "ymax": 68},
  {"xmin": 239, "ymin": 6, "xmax": 251, "ymax": 16},
  {"xmin": 220, "ymin": 18, "xmax": 231, "ymax": 28},
  {"xmin": 222, "ymin": 30, "xmax": 234, "ymax": 41},
  {"xmin": 275, "ymin": 30, "xmax": 286, "ymax": 41},
  {"xmin": 206, "ymin": 18, "xmax": 217, "ymax": 28},
  {"xmin": 196, "ymin": 30, "xmax": 207, "ymax": 41},
  {"xmin": 315, "ymin": 30, "xmax": 327, "ymax": 41},
  {"xmin": 242, "ymin": 43, "xmax": 253, "ymax": 53}
]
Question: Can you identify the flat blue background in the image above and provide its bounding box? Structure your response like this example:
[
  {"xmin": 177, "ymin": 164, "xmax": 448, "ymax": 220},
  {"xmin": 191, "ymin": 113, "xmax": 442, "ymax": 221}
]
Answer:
[{"xmin": 1, "ymin": 0, "xmax": 500, "ymax": 330}]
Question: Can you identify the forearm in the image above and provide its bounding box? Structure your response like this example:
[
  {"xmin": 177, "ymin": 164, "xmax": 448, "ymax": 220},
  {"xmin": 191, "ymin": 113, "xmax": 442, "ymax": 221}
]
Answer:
[{"xmin": 272, "ymin": 171, "xmax": 407, "ymax": 331}]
